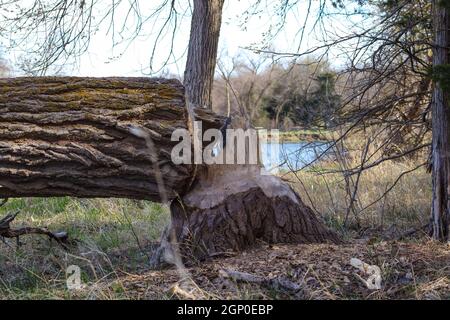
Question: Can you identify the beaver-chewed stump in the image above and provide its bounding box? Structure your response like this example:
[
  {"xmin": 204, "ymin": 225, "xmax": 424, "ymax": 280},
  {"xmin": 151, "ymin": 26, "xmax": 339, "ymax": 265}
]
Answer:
[
  {"xmin": 0, "ymin": 77, "xmax": 339, "ymax": 266},
  {"xmin": 151, "ymin": 165, "xmax": 340, "ymax": 266}
]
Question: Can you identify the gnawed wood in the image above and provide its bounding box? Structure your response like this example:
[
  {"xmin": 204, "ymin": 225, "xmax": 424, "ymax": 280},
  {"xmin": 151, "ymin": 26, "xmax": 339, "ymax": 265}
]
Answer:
[
  {"xmin": 1, "ymin": 76, "xmax": 339, "ymax": 263},
  {"xmin": 151, "ymin": 165, "xmax": 340, "ymax": 266}
]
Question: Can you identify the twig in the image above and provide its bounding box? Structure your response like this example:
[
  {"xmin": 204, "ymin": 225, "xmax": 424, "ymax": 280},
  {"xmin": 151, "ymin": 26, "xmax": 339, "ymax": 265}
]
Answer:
[
  {"xmin": 0, "ymin": 211, "xmax": 69, "ymax": 249},
  {"xmin": 220, "ymin": 268, "xmax": 302, "ymax": 294},
  {"xmin": 0, "ymin": 198, "xmax": 8, "ymax": 207},
  {"xmin": 168, "ymin": 283, "xmax": 197, "ymax": 300},
  {"xmin": 395, "ymin": 223, "xmax": 430, "ymax": 240},
  {"xmin": 121, "ymin": 210, "xmax": 150, "ymax": 260},
  {"xmin": 344, "ymin": 137, "xmax": 370, "ymax": 227}
]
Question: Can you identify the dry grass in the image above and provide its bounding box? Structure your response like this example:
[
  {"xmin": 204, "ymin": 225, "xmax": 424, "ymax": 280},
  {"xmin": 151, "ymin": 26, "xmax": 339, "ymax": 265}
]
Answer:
[
  {"xmin": 0, "ymin": 198, "xmax": 169, "ymax": 299},
  {"xmin": 289, "ymin": 160, "xmax": 431, "ymax": 238},
  {"xmin": 80, "ymin": 241, "xmax": 450, "ymax": 300},
  {"xmin": 284, "ymin": 131, "xmax": 431, "ymax": 239},
  {"xmin": 0, "ymin": 132, "xmax": 444, "ymax": 300}
]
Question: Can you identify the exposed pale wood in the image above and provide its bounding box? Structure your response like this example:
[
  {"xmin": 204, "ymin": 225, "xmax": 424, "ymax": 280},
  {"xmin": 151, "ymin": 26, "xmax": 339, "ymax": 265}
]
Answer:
[
  {"xmin": 150, "ymin": 0, "xmax": 339, "ymax": 266},
  {"xmin": 0, "ymin": 75, "xmax": 339, "ymax": 263},
  {"xmin": 151, "ymin": 165, "xmax": 340, "ymax": 266}
]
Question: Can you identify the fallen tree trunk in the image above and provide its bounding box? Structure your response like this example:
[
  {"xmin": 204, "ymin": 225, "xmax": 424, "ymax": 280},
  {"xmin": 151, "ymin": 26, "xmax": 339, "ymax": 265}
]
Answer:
[
  {"xmin": 0, "ymin": 77, "xmax": 225, "ymax": 202},
  {"xmin": 0, "ymin": 76, "xmax": 339, "ymax": 264},
  {"xmin": 152, "ymin": 164, "xmax": 340, "ymax": 265}
]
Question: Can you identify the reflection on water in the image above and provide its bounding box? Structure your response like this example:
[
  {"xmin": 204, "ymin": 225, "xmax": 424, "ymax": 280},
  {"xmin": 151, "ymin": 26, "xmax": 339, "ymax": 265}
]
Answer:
[{"xmin": 261, "ymin": 141, "xmax": 331, "ymax": 172}]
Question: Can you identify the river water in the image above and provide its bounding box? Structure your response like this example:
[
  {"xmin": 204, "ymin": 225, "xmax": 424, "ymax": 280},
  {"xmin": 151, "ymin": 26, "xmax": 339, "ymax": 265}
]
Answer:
[{"xmin": 260, "ymin": 141, "xmax": 331, "ymax": 172}]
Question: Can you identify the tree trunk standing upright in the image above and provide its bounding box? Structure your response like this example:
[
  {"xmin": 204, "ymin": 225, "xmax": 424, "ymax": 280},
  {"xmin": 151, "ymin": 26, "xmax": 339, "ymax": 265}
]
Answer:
[
  {"xmin": 431, "ymin": 0, "xmax": 450, "ymax": 241},
  {"xmin": 153, "ymin": 0, "xmax": 339, "ymax": 264},
  {"xmin": 184, "ymin": 0, "xmax": 225, "ymax": 109}
]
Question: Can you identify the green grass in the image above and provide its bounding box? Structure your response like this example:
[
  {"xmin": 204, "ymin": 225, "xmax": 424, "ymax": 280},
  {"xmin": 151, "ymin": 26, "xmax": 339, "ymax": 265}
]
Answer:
[
  {"xmin": 0, "ymin": 158, "xmax": 432, "ymax": 300},
  {"xmin": 0, "ymin": 198, "xmax": 169, "ymax": 299},
  {"xmin": 0, "ymin": 131, "xmax": 435, "ymax": 300}
]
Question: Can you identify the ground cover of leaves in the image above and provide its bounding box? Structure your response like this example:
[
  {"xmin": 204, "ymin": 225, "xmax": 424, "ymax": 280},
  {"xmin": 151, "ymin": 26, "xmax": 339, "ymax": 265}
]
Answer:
[{"xmin": 101, "ymin": 241, "xmax": 450, "ymax": 300}]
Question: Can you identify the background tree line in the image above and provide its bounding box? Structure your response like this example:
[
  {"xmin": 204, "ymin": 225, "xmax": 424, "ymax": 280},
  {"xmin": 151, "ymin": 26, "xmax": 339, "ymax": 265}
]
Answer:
[
  {"xmin": 212, "ymin": 57, "xmax": 341, "ymax": 130},
  {"xmin": 0, "ymin": 0, "xmax": 448, "ymax": 240}
]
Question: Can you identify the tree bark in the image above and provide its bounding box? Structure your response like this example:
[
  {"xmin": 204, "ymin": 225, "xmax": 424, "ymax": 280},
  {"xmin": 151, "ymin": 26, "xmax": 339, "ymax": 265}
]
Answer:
[
  {"xmin": 184, "ymin": 0, "xmax": 225, "ymax": 109},
  {"xmin": 0, "ymin": 77, "xmax": 225, "ymax": 202},
  {"xmin": 0, "ymin": 75, "xmax": 339, "ymax": 265},
  {"xmin": 431, "ymin": 1, "xmax": 450, "ymax": 241},
  {"xmin": 169, "ymin": 165, "xmax": 340, "ymax": 260},
  {"xmin": 150, "ymin": 0, "xmax": 339, "ymax": 267}
]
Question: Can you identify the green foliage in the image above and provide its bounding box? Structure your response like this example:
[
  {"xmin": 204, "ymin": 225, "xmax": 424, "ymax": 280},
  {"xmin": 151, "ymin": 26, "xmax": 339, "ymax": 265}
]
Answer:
[
  {"xmin": 262, "ymin": 70, "xmax": 342, "ymax": 129},
  {"xmin": 432, "ymin": 64, "xmax": 450, "ymax": 92},
  {"xmin": 438, "ymin": 0, "xmax": 450, "ymax": 9},
  {"xmin": 378, "ymin": 0, "xmax": 432, "ymax": 36}
]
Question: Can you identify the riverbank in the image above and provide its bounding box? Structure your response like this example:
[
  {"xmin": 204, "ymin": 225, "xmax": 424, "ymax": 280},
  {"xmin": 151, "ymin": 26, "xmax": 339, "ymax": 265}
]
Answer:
[
  {"xmin": 275, "ymin": 130, "xmax": 330, "ymax": 142},
  {"xmin": 0, "ymin": 158, "xmax": 434, "ymax": 299}
]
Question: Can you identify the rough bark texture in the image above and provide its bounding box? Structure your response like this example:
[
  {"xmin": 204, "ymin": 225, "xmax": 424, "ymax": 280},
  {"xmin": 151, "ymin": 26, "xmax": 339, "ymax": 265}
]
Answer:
[
  {"xmin": 148, "ymin": 0, "xmax": 339, "ymax": 266},
  {"xmin": 169, "ymin": 165, "xmax": 340, "ymax": 260},
  {"xmin": 0, "ymin": 75, "xmax": 339, "ymax": 265},
  {"xmin": 184, "ymin": 0, "xmax": 225, "ymax": 109},
  {"xmin": 0, "ymin": 77, "xmax": 225, "ymax": 202},
  {"xmin": 431, "ymin": 1, "xmax": 450, "ymax": 241}
]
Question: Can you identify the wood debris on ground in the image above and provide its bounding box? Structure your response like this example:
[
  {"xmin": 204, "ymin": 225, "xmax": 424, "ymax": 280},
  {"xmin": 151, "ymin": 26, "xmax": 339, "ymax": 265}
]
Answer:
[{"xmin": 104, "ymin": 241, "xmax": 450, "ymax": 300}]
